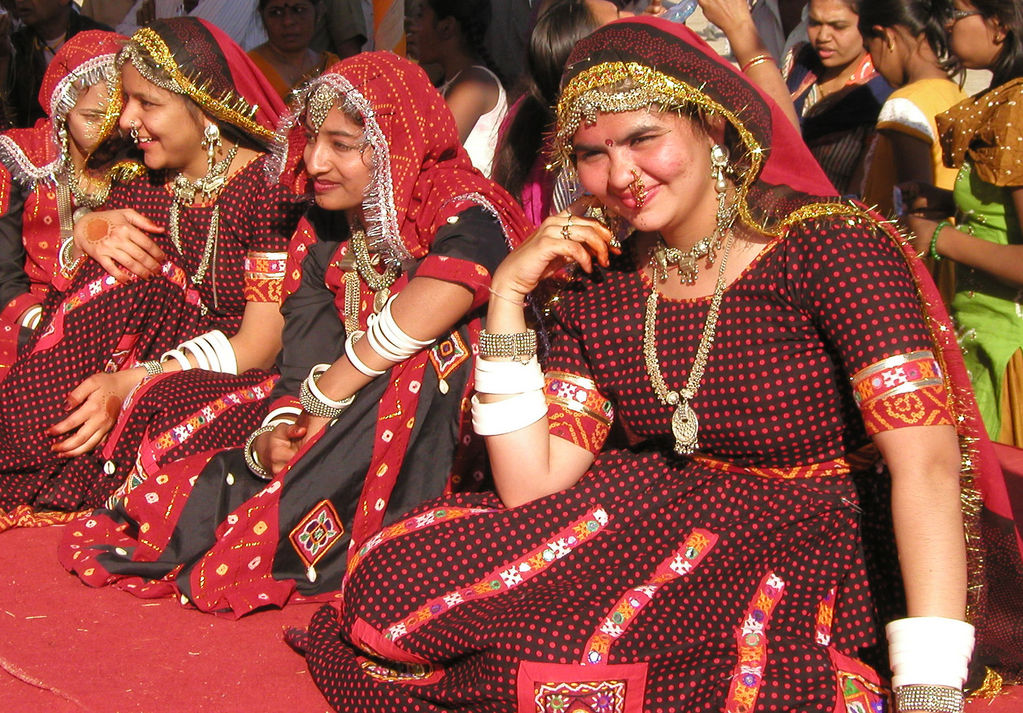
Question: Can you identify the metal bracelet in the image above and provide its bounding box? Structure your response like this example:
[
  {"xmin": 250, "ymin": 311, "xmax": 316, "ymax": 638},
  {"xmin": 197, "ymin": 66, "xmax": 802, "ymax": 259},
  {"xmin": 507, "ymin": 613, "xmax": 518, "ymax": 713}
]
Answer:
[
  {"xmin": 479, "ymin": 329, "xmax": 537, "ymax": 361},
  {"xmin": 243, "ymin": 424, "xmax": 278, "ymax": 481},
  {"xmin": 140, "ymin": 360, "xmax": 164, "ymax": 377},
  {"xmin": 894, "ymin": 684, "xmax": 964, "ymax": 713},
  {"xmin": 299, "ymin": 368, "xmax": 355, "ymax": 420}
]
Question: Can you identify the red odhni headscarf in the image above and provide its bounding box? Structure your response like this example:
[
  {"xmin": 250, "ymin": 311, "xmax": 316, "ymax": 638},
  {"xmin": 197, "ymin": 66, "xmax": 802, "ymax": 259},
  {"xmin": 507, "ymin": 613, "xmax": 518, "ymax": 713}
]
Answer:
[
  {"xmin": 269, "ymin": 51, "xmax": 532, "ymax": 547},
  {"xmin": 0, "ymin": 30, "xmax": 125, "ymax": 188}
]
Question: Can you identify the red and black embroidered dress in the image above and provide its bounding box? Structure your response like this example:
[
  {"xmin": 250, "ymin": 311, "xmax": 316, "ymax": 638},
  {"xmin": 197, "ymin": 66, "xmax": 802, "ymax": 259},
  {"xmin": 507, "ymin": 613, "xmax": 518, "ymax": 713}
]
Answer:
[
  {"xmin": 0, "ymin": 19, "xmax": 303, "ymax": 520},
  {"xmin": 277, "ymin": 19, "xmax": 1020, "ymax": 712},
  {"xmin": 0, "ymin": 31, "xmax": 132, "ymax": 383},
  {"xmin": 59, "ymin": 52, "xmax": 532, "ymax": 616}
]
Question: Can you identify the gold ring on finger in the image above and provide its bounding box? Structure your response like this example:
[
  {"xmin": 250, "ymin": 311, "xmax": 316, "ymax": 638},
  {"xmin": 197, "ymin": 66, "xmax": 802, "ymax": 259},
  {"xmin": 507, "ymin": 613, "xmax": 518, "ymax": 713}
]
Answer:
[{"xmin": 561, "ymin": 222, "xmax": 572, "ymax": 240}]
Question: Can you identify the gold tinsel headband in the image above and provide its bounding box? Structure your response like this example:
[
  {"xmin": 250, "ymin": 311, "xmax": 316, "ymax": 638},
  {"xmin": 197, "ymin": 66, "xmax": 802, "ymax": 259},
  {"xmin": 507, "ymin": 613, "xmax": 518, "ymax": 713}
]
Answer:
[
  {"xmin": 119, "ymin": 27, "xmax": 273, "ymax": 143},
  {"xmin": 551, "ymin": 61, "xmax": 767, "ymax": 229}
]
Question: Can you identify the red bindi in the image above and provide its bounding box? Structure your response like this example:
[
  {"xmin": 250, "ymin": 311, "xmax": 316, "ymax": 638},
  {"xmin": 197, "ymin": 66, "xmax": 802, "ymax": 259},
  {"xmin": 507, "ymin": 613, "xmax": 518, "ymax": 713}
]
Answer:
[{"xmin": 605, "ymin": 139, "xmax": 614, "ymax": 147}]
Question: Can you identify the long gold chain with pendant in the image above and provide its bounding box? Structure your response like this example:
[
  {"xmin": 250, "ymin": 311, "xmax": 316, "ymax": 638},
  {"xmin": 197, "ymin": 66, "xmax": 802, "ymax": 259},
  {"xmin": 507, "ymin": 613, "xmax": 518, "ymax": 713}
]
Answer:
[
  {"xmin": 343, "ymin": 225, "xmax": 401, "ymax": 333},
  {"xmin": 643, "ymin": 228, "xmax": 735, "ymax": 455}
]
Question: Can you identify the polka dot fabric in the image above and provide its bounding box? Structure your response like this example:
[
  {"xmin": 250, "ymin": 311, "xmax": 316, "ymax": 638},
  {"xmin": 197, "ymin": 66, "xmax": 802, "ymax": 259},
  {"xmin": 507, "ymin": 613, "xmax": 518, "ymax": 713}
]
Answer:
[
  {"xmin": 0, "ymin": 156, "xmax": 303, "ymax": 513},
  {"xmin": 298, "ymin": 215, "xmax": 937, "ymax": 711}
]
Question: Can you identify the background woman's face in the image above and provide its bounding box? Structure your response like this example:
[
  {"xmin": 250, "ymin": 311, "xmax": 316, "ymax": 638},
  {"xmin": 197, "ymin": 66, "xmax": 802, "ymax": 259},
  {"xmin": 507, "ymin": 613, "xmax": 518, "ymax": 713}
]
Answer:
[
  {"xmin": 261, "ymin": 0, "xmax": 317, "ymax": 54},
  {"xmin": 807, "ymin": 0, "xmax": 866, "ymax": 71},
  {"xmin": 945, "ymin": 0, "xmax": 1004, "ymax": 70},
  {"xmin": 65, "ymin": 80, "xmax": 111, "ymax": 160}
]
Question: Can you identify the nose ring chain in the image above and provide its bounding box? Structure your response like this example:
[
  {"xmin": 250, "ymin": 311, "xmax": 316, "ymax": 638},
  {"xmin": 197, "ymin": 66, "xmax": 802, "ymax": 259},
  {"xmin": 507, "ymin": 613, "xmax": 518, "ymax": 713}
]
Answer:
[
  {"xmin": 629, "ymin": 169, "xmax": 647, "ymax": 207},
  {"xmin": 128, "ymin": 120, "xmax": 140, "ymax": 142}
]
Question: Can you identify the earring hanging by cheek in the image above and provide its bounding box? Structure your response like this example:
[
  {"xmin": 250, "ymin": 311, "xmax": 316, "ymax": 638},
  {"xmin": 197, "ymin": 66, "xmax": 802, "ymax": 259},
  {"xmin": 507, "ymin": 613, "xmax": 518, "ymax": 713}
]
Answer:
[
  {"xmin": 710, "ymin": 144, "xmax": 729, "ymax": 194},
  {"xmin": 586, "ymin": 201, "xmax": 626, "ymax": 250},
  {"xmin": 202, "ymin": 123, "xmax": 222, "ymax": 171}
]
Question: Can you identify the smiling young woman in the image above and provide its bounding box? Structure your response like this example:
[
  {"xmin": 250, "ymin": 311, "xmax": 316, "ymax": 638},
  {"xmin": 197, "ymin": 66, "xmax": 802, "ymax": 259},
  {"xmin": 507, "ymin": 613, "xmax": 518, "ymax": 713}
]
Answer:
[
  {"xmin": 0, "ymin": 31, "xmax": 138, "ymax": 384},
  {"xmin": 0, "ymin": 18, "xmax": 305, "ymax": 518},
  {"xmin": 264, "ymin": 17, "xmax": 1021, "ymax": 713}
]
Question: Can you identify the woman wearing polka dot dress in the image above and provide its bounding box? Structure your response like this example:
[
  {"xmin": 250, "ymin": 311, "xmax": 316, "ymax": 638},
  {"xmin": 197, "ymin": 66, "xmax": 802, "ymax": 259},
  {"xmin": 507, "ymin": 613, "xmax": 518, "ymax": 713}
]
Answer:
[
  {"xmin": 0, "ymin": 31, "xmax": 140, "ymax": 384},
  {"xmin": 292, "ymin": 17, "xmax": 1023, "ymax": 713},
  {"xmin": 58, "ymin": 52, "xmax": 531, "ymax": 616},
  {"xmin": 0, "ymin": 18, "xmax": 304, "ymax": 519}
]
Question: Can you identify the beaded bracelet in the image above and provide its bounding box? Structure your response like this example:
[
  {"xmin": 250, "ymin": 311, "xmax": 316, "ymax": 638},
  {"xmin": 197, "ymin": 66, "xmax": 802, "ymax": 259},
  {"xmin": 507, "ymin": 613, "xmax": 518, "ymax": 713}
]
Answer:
[
  {"xmin": 894, "ymin": 684, "xmax": 964, "ymax": 713},
  {"xmin": 930, "ymin": 220, "xmax": 951, "ymax": 262},
  {"xmin": 479, "ymin": 329, "xmax": 537, "ymax": 362},
  {"xmin": 299, "ymin": 363, "xmax": 355, "ymax": 420}
]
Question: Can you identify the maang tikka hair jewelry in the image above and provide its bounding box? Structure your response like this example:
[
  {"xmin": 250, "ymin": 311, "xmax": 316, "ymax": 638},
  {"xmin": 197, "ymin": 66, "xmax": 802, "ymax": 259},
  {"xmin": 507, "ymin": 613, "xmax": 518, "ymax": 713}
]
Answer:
[
  {"xmin": 307, "ymin": 84, "xmax": 338, "ymax": 131},
  {"xmin": 629, "ymin": 169, "xmax": 647, "ymax": 207},
  {"xmin": 653, "ymin": 144, "xmax": 735, "ymax": 286}
]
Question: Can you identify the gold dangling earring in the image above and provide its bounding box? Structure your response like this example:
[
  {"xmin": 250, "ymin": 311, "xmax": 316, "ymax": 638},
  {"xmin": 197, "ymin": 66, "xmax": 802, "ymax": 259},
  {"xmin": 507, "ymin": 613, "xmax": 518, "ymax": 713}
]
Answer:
[
  {"xmin": 202, "ymin": 123, "xmax": 222, "ymax": 174},
  {"xmin": 629, "ymin": 169, "xmax": 648, "ymax": 207},
  {"xmin": 709, "ymin": 144, "xmax": 735, "ymax": 243}
]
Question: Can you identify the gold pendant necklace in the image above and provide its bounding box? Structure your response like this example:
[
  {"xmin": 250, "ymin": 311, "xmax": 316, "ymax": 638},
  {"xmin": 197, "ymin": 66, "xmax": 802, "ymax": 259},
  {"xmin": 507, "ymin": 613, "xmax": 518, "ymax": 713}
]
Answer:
[
  {"xmin": 643, "ymin": 229, "xmax": 735, "ymax": 455},
  {"xmin": 348, "ymin": 224, "xmax": 400, "ymax": 312}
]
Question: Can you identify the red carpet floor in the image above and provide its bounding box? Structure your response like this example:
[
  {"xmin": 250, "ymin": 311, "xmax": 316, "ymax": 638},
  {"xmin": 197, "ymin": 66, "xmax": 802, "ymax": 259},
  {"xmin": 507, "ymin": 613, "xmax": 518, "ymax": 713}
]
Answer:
[
  {"xmin": 0, "ymin": 525, "xmax": 329, "ymax": 713},
  {"xmin": 1, "ymin": 524, "xmax": 1020, "ymax": 712}
]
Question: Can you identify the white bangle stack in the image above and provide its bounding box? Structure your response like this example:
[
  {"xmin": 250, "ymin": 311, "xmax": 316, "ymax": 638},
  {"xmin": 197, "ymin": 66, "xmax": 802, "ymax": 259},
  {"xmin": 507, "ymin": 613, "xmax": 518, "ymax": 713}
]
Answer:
[
  {"xmin": 365, "ymin": 295, "xmax": 436, "ymax": 362},
  {"xmin": 471, "ymin": 356, "xmax": 547, "ymax": 436},
  {"xmin": 177, "ymin": 330, "xmax": 238, "ymax": 374},
  {"xmin": 345, "ymin": 331, "xmax": 386, "ymax": 377},
  {"xmin": 475, "ymin": 356, "xmax": 545, "ymax": 394},
  {"xmin": 471, "ymin": 391, "xmax": 547, "ymax": 436},
  {"xmin": 19, "ymin": 304, "xmax": 43, "ymax": 330},
  {"xmin": 887, "ymin": 617, "xmax": 974, "ymax": 713},
  {"xmin": 261, "ymin": 405, "xmax": 302, "ymax": 429},
  {"xmin": 161, "ymin": 348, "xmax": 191, "ymax": 371}
]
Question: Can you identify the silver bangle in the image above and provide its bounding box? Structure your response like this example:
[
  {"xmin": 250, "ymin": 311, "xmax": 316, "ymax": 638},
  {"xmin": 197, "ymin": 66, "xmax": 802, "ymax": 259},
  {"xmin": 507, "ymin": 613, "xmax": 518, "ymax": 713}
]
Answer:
[
  {"xmin": 479, "ymin": 329, "xmax": 537, "ymax": 362},
  {"xmin": 243, "ymin": 424, "xmax": 278, "ymax": 481},
  {"xmin": 894, "ymin": 685, "xmax": 964, "ymax": 713},
  {"xmin": 299, "ymin": 365, "xmax": 355, "ymax": 420},
  {"xmin": 58, "ymin": 236, "xmax": 83, "ymax": 274},
  {"xmin": 140, "ymin": 360, "xmax": 164, "ymax": 377}
]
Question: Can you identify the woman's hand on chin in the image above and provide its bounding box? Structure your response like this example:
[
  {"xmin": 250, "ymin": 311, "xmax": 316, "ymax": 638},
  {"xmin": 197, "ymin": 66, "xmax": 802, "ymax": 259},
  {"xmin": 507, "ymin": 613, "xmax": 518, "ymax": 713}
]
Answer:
[
  {"xmin": 73, "ymin": 209, "xmax": 167, "ymax": 283},
  {"xmin": 492, "ymin": 208, "xmax": 619, "ymax": 301}
]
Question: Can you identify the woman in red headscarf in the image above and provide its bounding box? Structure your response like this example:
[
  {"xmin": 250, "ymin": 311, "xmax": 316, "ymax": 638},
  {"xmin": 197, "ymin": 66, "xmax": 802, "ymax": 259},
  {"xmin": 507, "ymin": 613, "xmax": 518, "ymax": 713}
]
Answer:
[
  {"xmin": 281, "ymin": 17, "xmax": 1022, "ymax": 713},
  {"xmin": 0, "ymin": 18, "xmax": 305, "ymax": 521},
  {"xmin": 0, "ymin": 31, "xmax": 139, "ymax": 381},
  {"xmin": 59, "ymin": 51, "xmax": 531, "ymax": 616}
]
